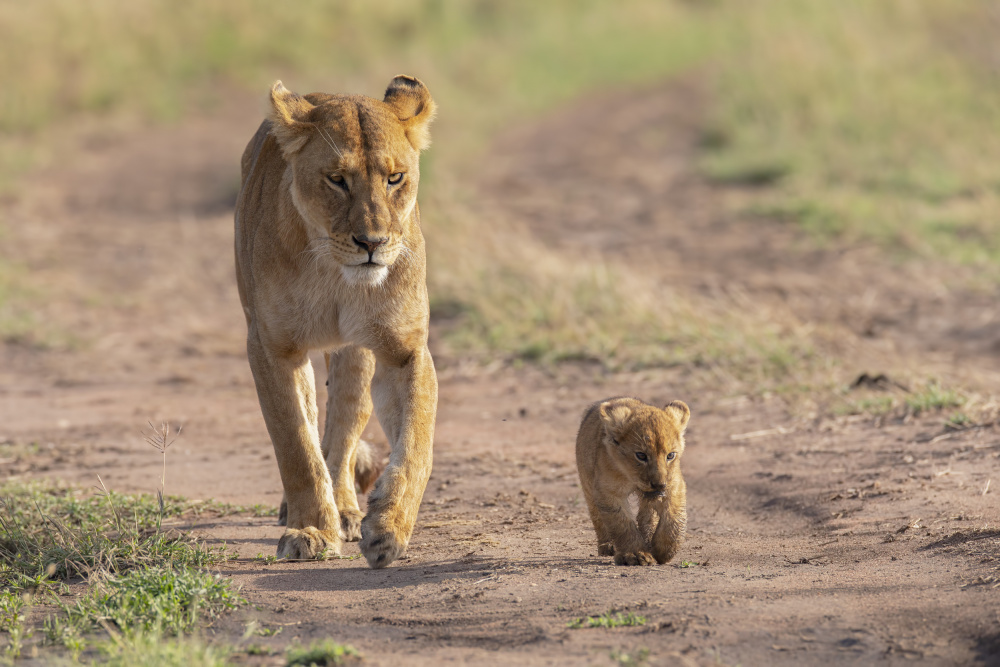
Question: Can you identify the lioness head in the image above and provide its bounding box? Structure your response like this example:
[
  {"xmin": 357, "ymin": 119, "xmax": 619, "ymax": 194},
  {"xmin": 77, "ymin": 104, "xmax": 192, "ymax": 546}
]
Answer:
[
  {"xmin": 599, "ymin": 399, "xmax": 690, "ymax": 498},
  {"xmin": 267, "ymin": 75, "xmax": 436, "ymax": 287}
]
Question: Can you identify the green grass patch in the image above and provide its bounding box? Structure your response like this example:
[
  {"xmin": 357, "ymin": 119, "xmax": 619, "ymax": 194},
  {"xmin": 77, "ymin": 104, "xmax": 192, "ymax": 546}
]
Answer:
[
  {"xmin": 0, "ymin": 588, "xmax": 30, "ymax": 659},
  {"xmin": 611, "ymin": 647, "xmax": 652, "ymax": 667},
  {"xmin": 97, "ymin": 632, "xmax": 233, "ymax": 667},
  {"xmin": 45, "ymin": 567, "xmax": 242, "ymax": 647},
  {"xmin": 834, "ymin": 380, "xmax": 972, "ymax": 420},
  {"xmin": 286, "ymin": 639, "xmax": 361, "ymax": 666},
  {"xmin": 0, "ymin": 481, "xmax": 252, "ymax": 590},
  {"xmin": 568, "ymin": 611, "xmax": 647, "ymax": 629},
  {"xmin": 0, "ymin": 481, "xmax": 260, "ymax": 661},
  {"xmin": 905, "ymin": 382, "xmax": 966, "ymax": 416},
  {"xmin": 836, "ymin": 395, "xmax": 897, "ymax": 418}
]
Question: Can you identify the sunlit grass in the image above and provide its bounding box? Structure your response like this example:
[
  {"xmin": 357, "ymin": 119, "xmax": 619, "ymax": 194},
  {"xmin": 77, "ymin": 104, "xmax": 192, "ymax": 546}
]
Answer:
[
  {"xmin": 702, "ymin": 0, "xmax": 1000, "ymax": 271},
  {"xmin": 1, "ymin": 0, "xmax": 997, "ymax": 377}
]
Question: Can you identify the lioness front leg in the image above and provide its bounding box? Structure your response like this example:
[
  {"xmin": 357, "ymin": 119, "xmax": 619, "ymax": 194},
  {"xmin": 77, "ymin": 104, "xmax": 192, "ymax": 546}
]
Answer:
[
  {"xmin": 594, "ymin": 498, "xmax": 656, "ymax": 566},
  {"xmin": 321, "ymin": 345, "xmax": 377, "ymax": 542},
  {"xmin": 247, "ymin": 331, "xmax": 341, "ymax": 559},
  {"xmin": 360, "ymin": 345, "xmax": 437, "ymax": 568}
]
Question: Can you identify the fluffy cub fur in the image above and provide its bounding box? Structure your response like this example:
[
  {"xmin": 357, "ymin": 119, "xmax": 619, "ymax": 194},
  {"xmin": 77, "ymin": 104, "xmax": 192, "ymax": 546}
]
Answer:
[{"xmin": 576, "ymin": 396, "xmax": 690, "ymax": 566}]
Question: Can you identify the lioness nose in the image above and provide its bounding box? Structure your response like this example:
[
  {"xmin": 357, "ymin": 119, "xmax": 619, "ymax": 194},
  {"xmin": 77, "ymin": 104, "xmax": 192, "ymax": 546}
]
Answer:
[{"xmin": 353, "ymin": 235, "xmax": 387, "ymax": 253}]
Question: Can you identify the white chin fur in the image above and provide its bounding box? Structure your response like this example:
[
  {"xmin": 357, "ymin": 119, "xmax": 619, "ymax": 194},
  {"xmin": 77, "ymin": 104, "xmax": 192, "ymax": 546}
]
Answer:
[{"xmin": 340, "ymin": 264, "xmax": 389, "ymax": 287}]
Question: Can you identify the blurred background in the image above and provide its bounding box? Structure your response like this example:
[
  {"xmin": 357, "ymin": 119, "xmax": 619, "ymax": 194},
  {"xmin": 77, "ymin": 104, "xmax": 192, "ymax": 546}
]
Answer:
[
  {"xmin": 1, "ymin": 0, "xmax": 999, "ymax": 405},
  {"xmin": 2, "ymin": 6, "xmax": 1000, "ymax": 661}
]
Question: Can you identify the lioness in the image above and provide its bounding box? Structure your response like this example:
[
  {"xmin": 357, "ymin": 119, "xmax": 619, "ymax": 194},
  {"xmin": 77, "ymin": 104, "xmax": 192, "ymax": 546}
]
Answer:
[
  {"xmin": 234, "ymin": 76, "xmax": 438, "ymax": 568},
  {"xmin": 576, "ymin": 396, "xmax": 690, "ymax": 565}
]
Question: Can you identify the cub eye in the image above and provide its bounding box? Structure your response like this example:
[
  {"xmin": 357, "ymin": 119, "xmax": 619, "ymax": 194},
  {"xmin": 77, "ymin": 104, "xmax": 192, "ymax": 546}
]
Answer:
[
  {"xmin": 635, "ymin": 452, "xmax": 648, "ymax": 462},
  {"xmin": 326, "ymin": 174, "xmax": 348, "ymax": 191},
  {"xmin": 387, "ymin": 172, "xmax": 404, "ymax": 185},
  {"xmin": 666, "ymin": 452, "xmax": 677, "ymax": 461}
]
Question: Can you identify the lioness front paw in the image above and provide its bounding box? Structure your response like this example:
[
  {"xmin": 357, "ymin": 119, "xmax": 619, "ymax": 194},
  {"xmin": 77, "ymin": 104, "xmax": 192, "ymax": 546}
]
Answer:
[
  {"xmin": 359, "ymin": 518, "xmax": 406, "ymax": 569},
  {"xmin": 614, "ymin": 551, "xmax": 656, "ymax": 566},
  {"xmin": 598, "ymin": 542, "xmax": 615, "ymax": 557},
  {"xmin": 276, "ymin": 527, "xmax": 341, "ymax": 560},
  {"xmin": 340, "ymin": 508, "xmax": 364, "ymax": 542}
]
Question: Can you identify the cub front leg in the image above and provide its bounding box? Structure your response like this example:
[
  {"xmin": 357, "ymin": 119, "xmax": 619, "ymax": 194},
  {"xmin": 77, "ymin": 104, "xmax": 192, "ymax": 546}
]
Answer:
[
  {"xmin": 593, "ymin": 497, "xmax": 656, "ymax": 566},
  {"xmin": 360, "ymin": 345, "xmax": 437, "ymax": 568},
  {"xmin": 321, "ymin": 345, "xmax": 377, "ymax": 542},
  {"xmin": 648, "ymin": 490, "xmax": 687, "ymax": 565},
  {"xmin": 247, "ymin": 331, "xmax": 341, "ymax": 559}
]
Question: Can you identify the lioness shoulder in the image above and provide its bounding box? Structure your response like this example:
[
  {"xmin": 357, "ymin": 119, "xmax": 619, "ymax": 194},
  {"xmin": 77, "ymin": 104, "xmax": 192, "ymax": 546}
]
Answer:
[{"xmin": 576, "ymin": 396, "xmax": 690, "ymax": 566}]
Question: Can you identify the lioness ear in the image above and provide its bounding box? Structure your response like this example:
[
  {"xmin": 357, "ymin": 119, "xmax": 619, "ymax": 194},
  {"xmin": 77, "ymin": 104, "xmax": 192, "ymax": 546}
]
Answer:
[
  {"xmin": 663, "ymin": 400, "xmax": 691, "ymax": 432},
  {"xmin": 268, "ymin": 81, "xmax": 315, "ymax": 157},
  {"xmin": 598, "ymin": 401, "xmax": 632, "ymax": 436},
  {"xmin": 383, "ymin": 75, "xmax": 436, "ymax": 151}
]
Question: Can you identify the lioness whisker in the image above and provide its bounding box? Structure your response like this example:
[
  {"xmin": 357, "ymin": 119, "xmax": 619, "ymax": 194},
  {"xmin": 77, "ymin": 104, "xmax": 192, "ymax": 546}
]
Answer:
[{"xmin": 316, "ymin": 126, "xmax": 344, "ymax": 159}]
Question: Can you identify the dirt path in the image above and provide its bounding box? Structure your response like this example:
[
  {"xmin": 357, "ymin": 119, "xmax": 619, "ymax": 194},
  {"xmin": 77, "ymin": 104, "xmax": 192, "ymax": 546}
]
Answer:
[{"xmin": 1, "ymin": 81, "xmax": 998, "ymax": 666}]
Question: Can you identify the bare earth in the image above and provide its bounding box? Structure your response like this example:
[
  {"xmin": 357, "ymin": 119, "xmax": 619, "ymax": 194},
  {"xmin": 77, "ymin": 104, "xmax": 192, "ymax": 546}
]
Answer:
[{"xmin": 1, "ymin": 81, "xmax": 999, "ymax": 666}]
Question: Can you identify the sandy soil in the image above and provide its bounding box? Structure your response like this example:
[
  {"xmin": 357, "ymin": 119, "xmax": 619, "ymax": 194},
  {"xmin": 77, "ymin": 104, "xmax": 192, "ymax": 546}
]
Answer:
[{"xmin": 1, "ymin": 80, "xmax": 998, "ymax": 666}]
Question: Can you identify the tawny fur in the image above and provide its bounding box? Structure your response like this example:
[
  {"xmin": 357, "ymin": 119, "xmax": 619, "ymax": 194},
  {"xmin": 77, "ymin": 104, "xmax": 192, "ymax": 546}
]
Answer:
[
  {"xmin": 576, "ymin": 396, "xmax": 690, "ymax": 566},
  {"xmin": 234, "ymin": 76, "xmax": 438, "ymax": 568}
]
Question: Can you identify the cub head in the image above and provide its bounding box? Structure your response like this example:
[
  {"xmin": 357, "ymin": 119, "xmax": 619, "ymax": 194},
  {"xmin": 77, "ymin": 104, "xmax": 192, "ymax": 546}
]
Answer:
[
  {"xmin": 267, "ymin": 75, "xmax": 436, "ymax": 287},
  {"xmin": 599, "ymin": 399, "xmax": 690, "ymax": 498}
]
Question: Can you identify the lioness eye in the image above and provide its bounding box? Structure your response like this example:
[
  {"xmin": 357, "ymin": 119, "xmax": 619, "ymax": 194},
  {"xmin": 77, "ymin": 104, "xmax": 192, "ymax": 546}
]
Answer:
[
  {"xmin": 635, "ymin": 452, "xmax": 648, "ymax": 462},
  {"xmin": 388, "ymin": 172, "xmax": 404, "ymax": 185},
  {"xmin": 666, "ymin": 452, "xmax": 676, "ymax": 461},
  {"xmin": 326, "ymin": 174, "xmax": 348, "ymax": 191}
]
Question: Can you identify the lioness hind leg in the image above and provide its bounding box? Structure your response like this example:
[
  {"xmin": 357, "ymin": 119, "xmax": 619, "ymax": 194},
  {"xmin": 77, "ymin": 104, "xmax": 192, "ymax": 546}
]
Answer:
[
  {"xmin": 322, "ymin": 346, "xmax": 378, "ymax": 542},
  {"xmin": 275, "ymin": 439, "xmax": 381, "ymax": 528},
  {"xmin": 360, "ymin": 346, "xmax": 437, "ymax": 569}
]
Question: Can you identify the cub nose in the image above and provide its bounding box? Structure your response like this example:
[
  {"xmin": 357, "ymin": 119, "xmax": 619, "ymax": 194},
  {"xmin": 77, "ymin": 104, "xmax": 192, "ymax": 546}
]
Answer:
[
  {"xmin": 651, "ymin": 483, "xmax": 667, "ymax": 494},
  {"xmin": 352, "ymin": 235, "xmax": 387, "ymax": 254}
]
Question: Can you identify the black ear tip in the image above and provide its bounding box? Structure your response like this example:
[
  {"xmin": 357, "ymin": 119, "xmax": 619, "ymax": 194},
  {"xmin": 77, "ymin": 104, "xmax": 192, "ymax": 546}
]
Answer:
[{"xmin": 388, "ymin": 75, "xmax": 424, "ymax": 92}]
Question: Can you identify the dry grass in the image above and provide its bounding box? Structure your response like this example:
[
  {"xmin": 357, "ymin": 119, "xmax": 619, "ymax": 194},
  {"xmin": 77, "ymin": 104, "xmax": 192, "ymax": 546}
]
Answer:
[
  {"xmin": 0, "ymin": 0, "xmax": 997, "ymax": 382},
  {"xmin": 429, "ymin": 199, "xmax": 818, "ymax": 384},
  {"xmin": 701, "ymin": 0, "xmax": 1000, "ymax": 270}
]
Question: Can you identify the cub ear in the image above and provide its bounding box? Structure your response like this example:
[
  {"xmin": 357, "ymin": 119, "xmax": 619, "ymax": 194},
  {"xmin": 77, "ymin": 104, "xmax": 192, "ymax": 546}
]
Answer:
[
  {"xmin": 268, "ymin": 81, "xmax": 315, "ymax": 157},
  {"xmin": 383, "ymin": 75, "xmax": 437, "ymax": 151},
  {"xmin": 663, "ymin": 400, "xmax": 691, "ymax": 432},
  {"xmin": 598, "ymin": 401, "xmax": 632, "ymax": 437}
]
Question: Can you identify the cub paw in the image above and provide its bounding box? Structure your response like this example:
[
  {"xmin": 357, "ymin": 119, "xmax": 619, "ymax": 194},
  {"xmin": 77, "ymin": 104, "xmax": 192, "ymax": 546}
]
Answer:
[
  {"xmin": 359, "ymin": 518, "xmax": 406, "ymax": 569},
  {"xmin": 614, "ymin": 551, "xmax": 656, "ymax": 566},
  {"xmin": 277, "ymin": 498, "xmax": 287, "ymax": 527},
  {"xmin": 276, "ymin": 527, "xmax": 341, "ymax": 560},
  {"xmin": 340, "ymin": 508, "xmax": 364, "ymax": 542},
  {"xmin": 598, "ymin": 543, "xmax": 615, "ymax": 557}
]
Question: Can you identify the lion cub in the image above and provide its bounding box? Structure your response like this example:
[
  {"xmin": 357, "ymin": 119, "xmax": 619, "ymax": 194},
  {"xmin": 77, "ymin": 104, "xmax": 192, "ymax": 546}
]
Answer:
[{"xmin": 576, "ymin": 396, "xmax": 690, "ymax": 566}]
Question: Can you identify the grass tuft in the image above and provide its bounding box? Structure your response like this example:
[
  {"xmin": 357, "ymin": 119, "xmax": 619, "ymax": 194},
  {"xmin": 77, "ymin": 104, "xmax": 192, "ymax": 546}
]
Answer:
[
  {"xmin": 286, "ymin": 639, "xmax": 362, "ymax": 666},
  {"xmin": 611, "ymin": 647, "xmax": 651, "ymax": 667},
  {"xmin": 0, "ymin": 482, "xmax": 234, "ymax": 590},
  {"xmin": 905, "ymin": 382, "xmax": 966, "ymax": 416},
  {"xmin": 98, "ymin": 631, "xmax": 232, "ymax": 667},
  {"xmin": 568, "ymin": 610, "xmax": 647, "ymax": 629},
  {"xmin": 46, "ymin": 567, "xmax": 243, "ymax": 643}
]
